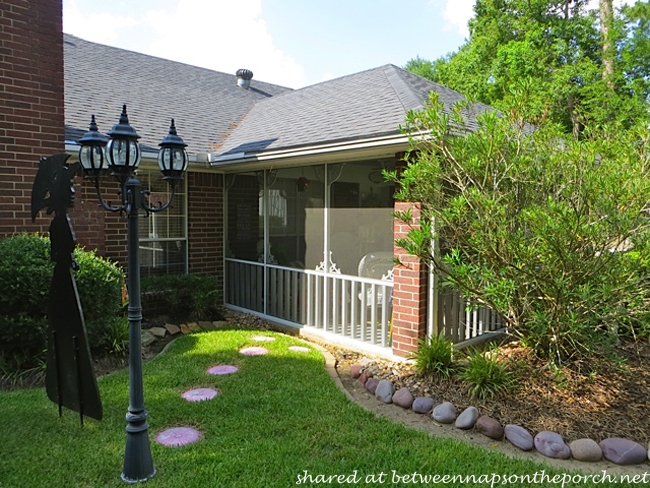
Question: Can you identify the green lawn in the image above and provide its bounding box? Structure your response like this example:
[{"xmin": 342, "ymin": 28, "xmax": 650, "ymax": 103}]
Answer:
[{"xmin": 0, "ymin": 330, "xmax": 638, "ymax": 487}]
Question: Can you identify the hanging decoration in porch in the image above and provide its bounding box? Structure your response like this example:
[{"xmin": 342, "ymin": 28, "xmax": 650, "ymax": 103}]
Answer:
[
  {"xmin": 30, "ymin": 153, "xmax": 103, "ymax": 424},
  {"xmin": 256, "ymin": 169, "xmax": 277, "ymax": 188},
  {"xmin": 313, "ymin": 163, "xmax": 344, "ymax": 185}
]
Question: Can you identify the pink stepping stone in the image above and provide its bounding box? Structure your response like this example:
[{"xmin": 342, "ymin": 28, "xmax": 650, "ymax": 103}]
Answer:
[
  {"xmin": 252, "ymin": 335, "xmax": 276, "ymax": 342},
  {"xmin": 156, "ymin": 427, "xmax": 201, "ymax": 447},
  {"xmin": 288, "ymin": 346, "xmax": 310, "ymax": 353},
  {"xmin": 207, "ymin": 364, "xmax": 239, "ymax": 375},
  {"xmin": 181, "ymin": 388, "xmax": 218, "ymax": 402},
  {"xmin": 240, "ymin": 346, "xmax": 268, "ymax": 356}
]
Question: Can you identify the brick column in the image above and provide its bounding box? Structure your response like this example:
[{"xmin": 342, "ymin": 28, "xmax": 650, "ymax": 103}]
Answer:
[
  {"xmin": 392, "ymin": 202, "xmax": 428, "ymax": 357},
  {"xmin": 0, "ymin": 0, "xmax": 65, "ymax": 237}
]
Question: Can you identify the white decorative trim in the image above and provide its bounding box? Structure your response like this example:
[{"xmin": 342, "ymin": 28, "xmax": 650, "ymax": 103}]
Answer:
[{"xmin": 315, "ymin": 251, "xmax": 341, "ymax": 274}]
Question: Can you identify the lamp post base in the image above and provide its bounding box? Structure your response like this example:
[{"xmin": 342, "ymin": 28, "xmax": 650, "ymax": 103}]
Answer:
[{"xmin": 121, "ymin": 419, "xmax": 155, "ymax": 483}]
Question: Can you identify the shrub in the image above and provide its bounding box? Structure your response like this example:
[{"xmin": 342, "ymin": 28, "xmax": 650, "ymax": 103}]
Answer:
[
  {"xmin": 102, "ymin": 316, "xmax": 129, "ymax": 355},
  {"xmin": 396, "ymin": 95, "xmax": 650, "ymax": 362},
  {"xmin": 410, "ymin": 332, "xmax": 455, "ymax": 379},
  {"xmin": 141, "ymin": 273, "xmax": 221, "ymax": 321},
  {"xmin": 0, "ymin": 233, "xmax": 124, "ymax": 367},
  {"xmin": 460, "ymin": 344, "xmax": 515, "ymax": 399}
]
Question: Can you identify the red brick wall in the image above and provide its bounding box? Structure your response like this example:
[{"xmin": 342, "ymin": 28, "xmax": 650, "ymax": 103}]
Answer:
[
  {"xmin": 187, "ymin": 171, "xmax": 224, "ymax": 294},
  {"xmin": 392, "ymin": 201, "xmax": 428, "ymax": 357},
  {"xmin": 0, "ymin": 0, "xmax": 65, "ymax": 237}
]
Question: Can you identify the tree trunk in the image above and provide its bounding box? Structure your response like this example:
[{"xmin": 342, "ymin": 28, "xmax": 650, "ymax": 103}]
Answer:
[{"xmin": 600, "ymin": 0, "xmax": 615, "ymax": 91}]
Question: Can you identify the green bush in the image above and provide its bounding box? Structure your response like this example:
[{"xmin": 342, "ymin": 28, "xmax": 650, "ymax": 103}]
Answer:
[
  {"xmin": 396, "ymin": 95, "xmax": 650, "ymax": 362},
  {"xmin": 141, "ymin": 273, "xmax": 221, "ymax": 321},
  {"xmin": 409, "ymin": 332, "xmax": 455, "ymax": 379},
  {"xmin": 460, "ymin": 344, "xmax": 515, "ymax": 399},
  {"xmin": 0, "ymin": 233, "xmax": 124, "ymax": 365}
]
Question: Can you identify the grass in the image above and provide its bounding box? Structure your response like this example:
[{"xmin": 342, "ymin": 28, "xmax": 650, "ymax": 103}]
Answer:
[{"xmin": 0, "ymin": 329, "xmax": 636, "ymax": 487}]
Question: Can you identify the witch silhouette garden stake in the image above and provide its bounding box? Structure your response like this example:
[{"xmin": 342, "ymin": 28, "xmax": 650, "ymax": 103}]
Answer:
[{"xmin": 31, "ymin": 153, "xmax": 102, "ymax": 424}]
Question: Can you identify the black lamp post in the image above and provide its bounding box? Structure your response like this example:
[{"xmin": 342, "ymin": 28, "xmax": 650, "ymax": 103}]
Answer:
[{"xmin": 78, "ymin": 105, "xmax": 188, "ymax": 483}]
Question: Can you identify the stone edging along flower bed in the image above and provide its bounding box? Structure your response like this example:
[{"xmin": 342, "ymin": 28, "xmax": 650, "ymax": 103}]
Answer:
[{"xmin": 345, "ymin": 359, "xmax": 650, "ymax": 467}]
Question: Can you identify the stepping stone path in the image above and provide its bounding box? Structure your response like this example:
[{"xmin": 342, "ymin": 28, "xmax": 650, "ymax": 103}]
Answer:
[
  {"xmin": 288, "ymin": 346, "xmax": 311, "ymax": 353},
  {"xmin": 156, "ymin": 427, "xmax": 202, "ymax": 447},
  {"xmin": 182, "ymin": 388, "xmax": 219, "ymax": 402},
  {"xmin": 240, "ymin": 346, "xmax": 268, "ymax": 356},
  {"xmin": 207, "ymin": 364, "xmax": 239, "ymax": 375},
  {"xmin": 252, "ymin": 335, "xmax": 276, "ymax": 342}
]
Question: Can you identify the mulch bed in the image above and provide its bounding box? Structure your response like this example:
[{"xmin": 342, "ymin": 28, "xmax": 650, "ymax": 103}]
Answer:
[{"xmin": 329, "ymin": 339, "xmax": 650, "ymax": 446}]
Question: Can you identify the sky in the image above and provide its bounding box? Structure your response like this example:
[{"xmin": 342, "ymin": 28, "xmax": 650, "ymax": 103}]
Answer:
[{"xmin": 62, "ymin": 0, "xmax": 475, "ymax": 89}]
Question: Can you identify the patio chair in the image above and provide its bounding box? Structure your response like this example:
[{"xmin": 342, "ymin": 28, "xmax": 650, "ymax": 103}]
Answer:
[{"xmin": 357, "ymin": 251, "xmax": 394, "ymax": 306}]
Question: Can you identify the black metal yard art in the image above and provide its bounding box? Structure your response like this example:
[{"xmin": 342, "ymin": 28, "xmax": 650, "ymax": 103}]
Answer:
[{"xmin": 31, "ymin": 153, "xmax": 102, "ymax": 424}]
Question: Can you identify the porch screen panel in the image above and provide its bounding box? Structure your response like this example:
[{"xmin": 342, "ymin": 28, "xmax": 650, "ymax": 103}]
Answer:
[
  {"xmin": 266, "ymin": 166, "xmax": 324, "ymax": 269},
  {"xmin": 328, "ymin": 160, "xmax": 395, "ymax": 277},
  {"xmin": 226, "ymin": 173, "xmax": 262, "ymax": 262}
]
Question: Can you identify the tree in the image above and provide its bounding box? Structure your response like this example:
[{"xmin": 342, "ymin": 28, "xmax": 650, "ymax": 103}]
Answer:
[
  {"xmin": 394, "ymin": 94, "xmax": 650, "ymax": 363},
  {"xmin": 405, "ymin": 0, "xmax": 650, "ymax": 135}
]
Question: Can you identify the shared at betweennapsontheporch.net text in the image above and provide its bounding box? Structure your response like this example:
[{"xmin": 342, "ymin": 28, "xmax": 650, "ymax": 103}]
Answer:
[{"xmin": 295, "ymin": 469, "xmax": 650, "ymax": 486}]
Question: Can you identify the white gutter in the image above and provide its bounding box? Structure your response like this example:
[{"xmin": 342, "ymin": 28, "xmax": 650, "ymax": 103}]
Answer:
[{"xmin": 209, "ymin": 132, "xmax": 415, "ymax": 171}]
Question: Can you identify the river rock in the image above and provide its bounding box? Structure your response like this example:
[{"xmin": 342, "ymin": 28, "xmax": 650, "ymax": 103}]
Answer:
[
  {"xmin": 350, "ymin": 364, "xmax": 363, "ymax": 380},
  {"xmin": 350, "ymin": 364, "xmax": 362, "ymax": 379},
  {"xmin": 600, "ymin": 438, "xmax": 647, "ymax": 465},
  {"xmin": 455, "ymin": 406, "xmax": 479, "ymax": 430},
  {"xmin": 141, "ymin": 330, "xmax": 156, "ymax": 347},
  {"xmin": 432, "ymin": 402, "xmax": 457, "ymax": 424},
  {"xmin": 412, "ymin": 397, "xmax": 435, "ymax": 414},
  {"xmin": 364, "ymin": 377, "xmax": 379, "ymax": 394},
  {"xmin": 569, "ymin": 438, "xmax": 602, "ymax": 462},
  {"xmin": 475, "ymin": 415, "xmax": 503, "ymax": 440},
  {"xmin": 534, "ymin": 431, "xmax": 570, "ymax": 459},
  {"xmin": 164, "ymin": 323, "xmax": 181, "ymax": 335},
  {"xmin": 392, "ymin": 388, "xmax": 414, "ymax": 409},
  {"xmin": 149, "ymin": 326, "xmax": 167, "ymax": 338},
  {"xmin": 504, "ymin": 425, "xmax": 533, "ymax": 451},
  {"xmin": 375, "ymin": 379, "xmax": 394, "ymax": 403},
  {"xmin": 358, "ymin": 372, "xmax": 368, "ymax": 385}
]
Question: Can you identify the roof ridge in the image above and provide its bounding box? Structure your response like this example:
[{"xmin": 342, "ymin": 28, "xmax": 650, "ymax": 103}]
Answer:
[
  {"xmin": 63, "ymin": 33, "xmax": 291, "ymax": 92},
  {"xmin": 381, "ymin": 65, "xmax": 427, "ymax": 114}
]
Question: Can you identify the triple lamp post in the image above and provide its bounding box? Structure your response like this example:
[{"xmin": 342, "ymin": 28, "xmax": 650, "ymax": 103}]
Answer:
[{"xmin": 77, "ymin": 105, "xmax": 188, "ymax": 483}]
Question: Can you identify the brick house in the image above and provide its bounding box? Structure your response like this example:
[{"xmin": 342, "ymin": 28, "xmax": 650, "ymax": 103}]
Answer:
[{"xmin": 2, "ymin": 0, "xmax": 499, "ymax": 358}]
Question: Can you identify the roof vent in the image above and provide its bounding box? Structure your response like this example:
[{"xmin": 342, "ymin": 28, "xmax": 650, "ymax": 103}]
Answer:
[{"xmin": 236, "ymin": 69, "xmax": 253, "ymax": 89}]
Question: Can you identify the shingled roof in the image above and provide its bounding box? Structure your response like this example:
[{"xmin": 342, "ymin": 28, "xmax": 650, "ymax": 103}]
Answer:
[
  {"xmin": 217, "ymin": 64, "xmax": 485, "ymax": 157},
  {"xmin": 63, "ymin": 34, "xmax": 291, "ymax": 155},
  {"xmin": 64, "ymin": 35, "xmax": 490, "ymax": 163}
]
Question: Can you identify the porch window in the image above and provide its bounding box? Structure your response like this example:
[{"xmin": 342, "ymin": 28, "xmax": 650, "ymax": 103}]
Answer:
[{"xmin": 138, "ymin": 169, "xmax": 188, "ymax": 277}]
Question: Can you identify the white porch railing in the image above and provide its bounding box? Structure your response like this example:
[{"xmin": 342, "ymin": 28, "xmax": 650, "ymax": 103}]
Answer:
[
  {"xmin": 433, "ymin": 287, "xmax": 505, "ymax": 348},
  {"xmin": 225, "ymin": 259, "xmax": 393, "ymax": 347}
]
